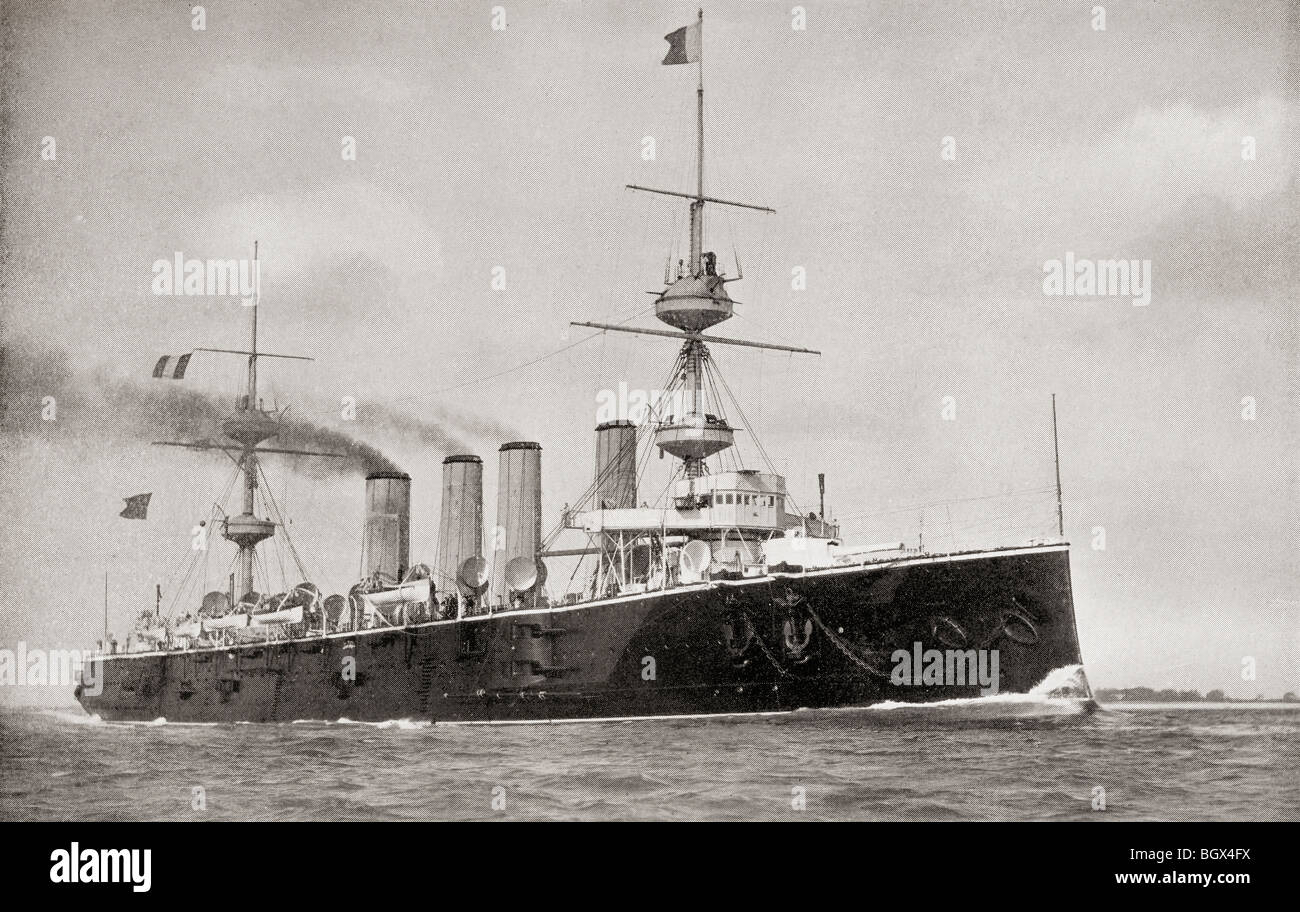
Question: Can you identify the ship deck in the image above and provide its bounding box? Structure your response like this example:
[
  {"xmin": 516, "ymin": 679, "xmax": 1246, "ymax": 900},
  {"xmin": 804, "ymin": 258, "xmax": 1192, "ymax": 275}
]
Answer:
[{"xmin": 87, "ymin": 541, "xmax": 1069, "ymax": 664}]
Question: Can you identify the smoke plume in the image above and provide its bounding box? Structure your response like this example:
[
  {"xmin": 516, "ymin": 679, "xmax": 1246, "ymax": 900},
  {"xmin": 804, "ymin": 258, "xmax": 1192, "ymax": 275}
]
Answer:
[{"xmin": 0, "ymin": 339, "xmax": 487, "ymax": 477}]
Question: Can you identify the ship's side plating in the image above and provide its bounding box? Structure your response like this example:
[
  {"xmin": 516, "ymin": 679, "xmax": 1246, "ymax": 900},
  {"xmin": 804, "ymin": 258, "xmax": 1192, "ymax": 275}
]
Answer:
[{"xmin": 77, "ymin": 543, "xmax": 1081, "ymax": 722}]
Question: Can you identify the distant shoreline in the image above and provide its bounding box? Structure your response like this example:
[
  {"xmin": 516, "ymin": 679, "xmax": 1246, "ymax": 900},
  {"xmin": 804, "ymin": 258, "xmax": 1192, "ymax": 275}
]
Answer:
[
  {"xmin": 1100, "ymin": 701, "xmax": 1299, "ymax": 710},
  {"xmin": 1096, "ymin": 688, "xmax": 1298, "ymax": 704}
]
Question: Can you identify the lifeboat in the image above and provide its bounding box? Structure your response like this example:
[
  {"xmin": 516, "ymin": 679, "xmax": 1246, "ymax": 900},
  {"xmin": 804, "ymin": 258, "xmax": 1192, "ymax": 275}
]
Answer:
[
  {"xmin": 202, "ymin": 613, "xmax": 249, "ymax": 632},
  {"xmin": 250, "ymin": 603, "xmax": 303, "ymax": 626},
  {"xmin": 363, "ymin": 578, "xmax": 430, "ymax": 607}
]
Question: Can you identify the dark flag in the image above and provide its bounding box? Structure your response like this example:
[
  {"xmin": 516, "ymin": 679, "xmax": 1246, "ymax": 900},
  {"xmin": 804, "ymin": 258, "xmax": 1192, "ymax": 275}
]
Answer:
[
  {"xmin": 662, "ymin": 21, "xmax": 701, "ymax": 65},
  {"xmin": 120, "ymin": 493, "xmax": 151, "ymax": 519},
  {"xmin": 152, "ymin": 353, "xmax": 191, "ymax": 379}
]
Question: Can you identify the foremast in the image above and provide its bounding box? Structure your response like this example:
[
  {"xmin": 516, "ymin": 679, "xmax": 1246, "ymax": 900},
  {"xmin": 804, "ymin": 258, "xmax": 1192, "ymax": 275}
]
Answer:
[
  {"xmin": 576, "ymin": 9, "xmax": 814, "ymax": 481},
  {"xmin": 153, "ymin": 243, "xmax": 338, "ymax": 601},
  {"xmin": 691, "ymin": 7, "xmax": 705, "ymax": 276}
]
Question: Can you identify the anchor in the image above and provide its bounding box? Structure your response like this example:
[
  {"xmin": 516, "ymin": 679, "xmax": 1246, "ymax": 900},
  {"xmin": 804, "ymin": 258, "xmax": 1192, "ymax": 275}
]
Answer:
[
  {"xmin": 721, "ymin": 612, "xmax": 755, "ymax": 660},
  {"xmin": 782, "ymin": 616, "xmax": 814, "ymax": 661}
]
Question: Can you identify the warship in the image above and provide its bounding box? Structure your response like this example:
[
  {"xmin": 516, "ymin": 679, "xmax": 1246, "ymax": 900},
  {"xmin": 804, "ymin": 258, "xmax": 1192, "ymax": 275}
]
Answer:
[{"xmin": 77, "ymin": 12, "xmax": 1088, "ymax": 723}]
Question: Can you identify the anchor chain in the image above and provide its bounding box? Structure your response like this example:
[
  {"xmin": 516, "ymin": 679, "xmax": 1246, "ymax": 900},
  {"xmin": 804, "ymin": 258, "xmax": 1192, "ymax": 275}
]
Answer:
[
  {"xmin": 801, "ymin": 603, "xmax": 890, "ymax": 679},
  {"xmin": 742, "ymin": 610, "xmax": 805, "ymax": 680}
]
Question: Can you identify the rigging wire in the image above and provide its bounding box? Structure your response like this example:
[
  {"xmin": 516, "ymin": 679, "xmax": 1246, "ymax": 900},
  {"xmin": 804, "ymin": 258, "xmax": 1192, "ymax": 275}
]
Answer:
[
  {"xmin": 161, "ymin": 468, "xmax": 239, "ymax": 620},
  {"xmin": 832, "ymin": 485, "xmax": 1058, "ymax": 522},
  {"xmin": 257, "ymin": 460, "xmax": 314, "ymax": 583}
]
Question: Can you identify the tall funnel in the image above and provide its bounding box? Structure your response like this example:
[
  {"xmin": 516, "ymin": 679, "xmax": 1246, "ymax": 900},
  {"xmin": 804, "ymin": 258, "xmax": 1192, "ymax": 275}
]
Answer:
[
  {"xmin": 490, "ymin": 442, "xmax": 542, "ymax": 606},
  {"xmin": 594, "ymin": 420, "xmax": 637, "ymax": 509},
  {"xmin": 436, "ymin": 455, "xmax": 483, "ymax": 598},
  {"xmin": 361, "ymin": 472, "xmax": 411, "ymax": 583}
]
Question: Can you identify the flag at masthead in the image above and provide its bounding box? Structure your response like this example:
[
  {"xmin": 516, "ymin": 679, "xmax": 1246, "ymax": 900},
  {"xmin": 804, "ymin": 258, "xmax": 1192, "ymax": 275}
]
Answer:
[{"xmin": 662, "ymin": 16, "xmax": 702, "ymax": 65}]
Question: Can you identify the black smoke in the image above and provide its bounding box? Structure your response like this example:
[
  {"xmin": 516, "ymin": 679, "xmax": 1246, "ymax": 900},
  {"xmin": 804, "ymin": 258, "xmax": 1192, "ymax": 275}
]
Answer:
[{"xmin": 0, "ymin": 339, "xmax": 495, "ymax": 477}]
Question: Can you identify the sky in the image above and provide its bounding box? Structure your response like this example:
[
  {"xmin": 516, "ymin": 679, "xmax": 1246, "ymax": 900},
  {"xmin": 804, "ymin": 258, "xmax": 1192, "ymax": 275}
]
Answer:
[{"xmin": 1, "ymin": 0, "xmax": 1296, "ymax": 703}]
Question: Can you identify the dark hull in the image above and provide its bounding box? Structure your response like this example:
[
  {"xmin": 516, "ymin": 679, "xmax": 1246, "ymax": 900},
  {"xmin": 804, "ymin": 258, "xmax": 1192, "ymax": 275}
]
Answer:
[{"xmin": 76, "ymin": 545, "xmax": 1085, "ymax": 723}]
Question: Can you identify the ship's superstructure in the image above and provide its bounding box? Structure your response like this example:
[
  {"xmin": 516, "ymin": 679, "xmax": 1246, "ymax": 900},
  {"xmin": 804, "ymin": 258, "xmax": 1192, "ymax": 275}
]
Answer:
[
  {"xmin": 76, "ymin": 12, "xmax": 1088, "ymax": 723},
  {"xmin": 561, "ymin": 9, "xmax": 835, "ymax": 603}
]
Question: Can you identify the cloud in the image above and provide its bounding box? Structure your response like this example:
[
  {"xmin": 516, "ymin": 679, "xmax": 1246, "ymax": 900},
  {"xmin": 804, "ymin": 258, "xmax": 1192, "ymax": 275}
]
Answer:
[
  {"xmin": 193, "ymin": 183, "xmax": 444, "ymax": 296},
  {"xmin": 1136, "ymin": 184, "xmax": 1300, "ymax": 299},
  {"xmin": 967, "ymin": 93, "xmax": 1294, "ymax": 256}
]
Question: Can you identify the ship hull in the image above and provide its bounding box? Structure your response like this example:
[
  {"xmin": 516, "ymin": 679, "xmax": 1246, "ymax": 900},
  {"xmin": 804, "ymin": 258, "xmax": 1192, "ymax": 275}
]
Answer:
[{"xmin": 76, "ymin": 544, "xmax": 1085, "ymax": 723}]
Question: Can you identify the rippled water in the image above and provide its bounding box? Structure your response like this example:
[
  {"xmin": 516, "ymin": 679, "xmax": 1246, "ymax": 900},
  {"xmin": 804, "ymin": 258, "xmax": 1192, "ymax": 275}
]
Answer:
[{"xmin": 2, "ymin": 694, "xmax": 1296, "ymax": 821}]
